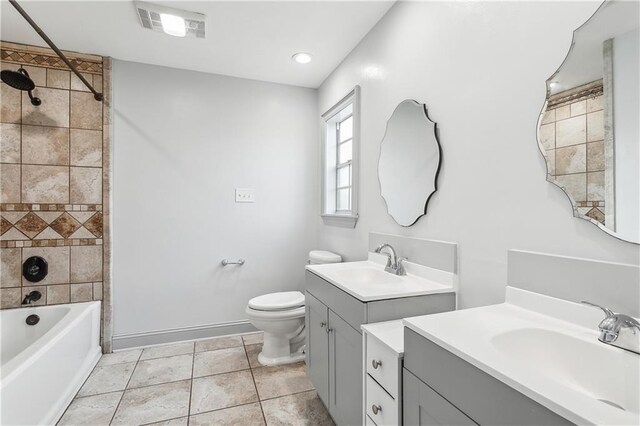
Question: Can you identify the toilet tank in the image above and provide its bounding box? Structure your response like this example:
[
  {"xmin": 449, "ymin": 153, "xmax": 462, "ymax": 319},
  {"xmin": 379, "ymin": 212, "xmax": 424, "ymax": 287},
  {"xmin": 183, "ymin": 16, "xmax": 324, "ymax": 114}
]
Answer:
[{"xmin": 308, "ymin": 250, "xmax": 342, "ymax": 265}]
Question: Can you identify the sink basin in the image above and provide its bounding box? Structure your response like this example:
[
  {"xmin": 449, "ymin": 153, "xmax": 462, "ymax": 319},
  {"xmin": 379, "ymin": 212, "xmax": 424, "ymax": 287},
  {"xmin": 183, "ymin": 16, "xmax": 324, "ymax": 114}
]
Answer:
[
  {"xmin": 492, "ymin": 328, "xmax": 640, "ymax": 415},
  {"xmin": 334, "ymin": 267, "xmax": 403, "ymax": 285},
  {"xmin": 305, "ymin": 256, "xmax": 455, "ymax": 302}
]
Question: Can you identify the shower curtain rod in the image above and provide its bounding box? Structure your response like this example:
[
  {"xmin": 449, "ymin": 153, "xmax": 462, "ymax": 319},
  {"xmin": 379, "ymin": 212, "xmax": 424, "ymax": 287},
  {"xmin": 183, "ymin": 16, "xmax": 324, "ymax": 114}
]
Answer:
[{"xmin": 8, "ymin": 0, "xmax": 103, "ymax": 101}]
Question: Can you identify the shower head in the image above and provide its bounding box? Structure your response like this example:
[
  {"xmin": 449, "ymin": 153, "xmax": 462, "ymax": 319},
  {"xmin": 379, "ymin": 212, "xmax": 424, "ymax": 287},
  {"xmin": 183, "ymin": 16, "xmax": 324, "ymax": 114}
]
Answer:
[{"xmin": 1, "ymin": 67, "xmax": 41, "ymax": 105}]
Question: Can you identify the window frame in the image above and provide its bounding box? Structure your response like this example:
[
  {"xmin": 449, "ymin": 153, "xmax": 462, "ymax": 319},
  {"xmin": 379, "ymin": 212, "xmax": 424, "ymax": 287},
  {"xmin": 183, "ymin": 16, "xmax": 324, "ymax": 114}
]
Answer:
[{"xmin": 320, "ymin": 86, "xmax": 360, "ymax": 228}]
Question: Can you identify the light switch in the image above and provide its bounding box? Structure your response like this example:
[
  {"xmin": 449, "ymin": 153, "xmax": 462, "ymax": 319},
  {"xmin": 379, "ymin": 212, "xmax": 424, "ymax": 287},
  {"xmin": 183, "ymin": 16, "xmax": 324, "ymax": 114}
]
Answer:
[{"xmin": 235, "ymin": 188, "xmax": 255, "ymax": 203}]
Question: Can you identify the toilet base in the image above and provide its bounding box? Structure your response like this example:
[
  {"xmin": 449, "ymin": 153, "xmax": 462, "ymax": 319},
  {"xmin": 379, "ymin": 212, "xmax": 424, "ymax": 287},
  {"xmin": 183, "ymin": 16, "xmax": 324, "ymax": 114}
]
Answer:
[
  {"xmin": 258, "ymin": 351, "xmax": 305, "ymax": 366},
  {"xmin": 257, "ymin": 330, "xmax": 306, "ymax": 366}
]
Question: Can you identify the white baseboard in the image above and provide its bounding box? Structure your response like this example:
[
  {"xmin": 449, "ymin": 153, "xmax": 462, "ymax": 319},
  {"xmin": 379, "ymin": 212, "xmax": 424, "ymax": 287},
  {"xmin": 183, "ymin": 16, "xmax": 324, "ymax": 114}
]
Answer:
[{"xmin": 112, "ymin": 320, "xmax": 257, "ymax": 351}]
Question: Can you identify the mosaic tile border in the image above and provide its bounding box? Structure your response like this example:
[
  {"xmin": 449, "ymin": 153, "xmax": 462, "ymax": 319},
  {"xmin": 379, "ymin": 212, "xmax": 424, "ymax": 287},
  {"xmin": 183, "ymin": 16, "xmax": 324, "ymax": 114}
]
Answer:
[
  {"xmin": 547, "ymin": 80, "xmax": 603, "ymax": 110},
  {"xmin": 1, "ymin": 204, "xmax": 102, "ymax": 212},
  {"xmin": 1, "ymin": 47, "xmax": 102, "ymax": 75},
  {"xmin": 1, "ymin": 238, "xmax": 102, "ymax": 248}
]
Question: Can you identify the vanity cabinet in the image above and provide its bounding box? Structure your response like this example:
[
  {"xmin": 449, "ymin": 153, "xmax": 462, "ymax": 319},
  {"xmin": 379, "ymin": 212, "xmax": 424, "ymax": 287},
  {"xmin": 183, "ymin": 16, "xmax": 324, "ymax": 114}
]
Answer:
[
  {"xmin": 403, "ymin": 328, "xmax": 572, "ymax": 426},
  {"xmin": 305, "ymin": 270, "xmax": 455, "ymax": 426}
]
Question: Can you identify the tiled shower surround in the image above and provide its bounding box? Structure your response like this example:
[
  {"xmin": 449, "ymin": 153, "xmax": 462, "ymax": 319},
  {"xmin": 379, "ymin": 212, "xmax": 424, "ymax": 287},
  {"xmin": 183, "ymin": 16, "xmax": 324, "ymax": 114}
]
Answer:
[
  {"xmin": 540, "ymin": 82, "xmax": 606, "ymax": 224},
  {"xmin": 0, "ymin": 41, "xmax": 112, "ymax": 349}
]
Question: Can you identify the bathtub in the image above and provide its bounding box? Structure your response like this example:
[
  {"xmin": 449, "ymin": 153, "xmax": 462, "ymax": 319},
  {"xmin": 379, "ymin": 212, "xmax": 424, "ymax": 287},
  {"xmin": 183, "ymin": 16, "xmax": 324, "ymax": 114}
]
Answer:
[{"xmin": 1, "ymin": 302, "xmax": 102, "ymax": 425}]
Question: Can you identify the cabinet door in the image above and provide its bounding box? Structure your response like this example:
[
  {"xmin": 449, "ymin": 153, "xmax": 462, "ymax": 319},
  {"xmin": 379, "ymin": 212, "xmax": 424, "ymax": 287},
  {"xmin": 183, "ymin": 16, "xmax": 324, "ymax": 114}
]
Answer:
[
  {"xmin": 328, "ymin": 310, "xmax": 363, "ymax": 426},
  {"xmin": 403, "ymin": 369, "xmax": 476, "ymax": 426},
  {"xmin": 306, "ymin": 292, "xmax": 330, "ymax": 405}
]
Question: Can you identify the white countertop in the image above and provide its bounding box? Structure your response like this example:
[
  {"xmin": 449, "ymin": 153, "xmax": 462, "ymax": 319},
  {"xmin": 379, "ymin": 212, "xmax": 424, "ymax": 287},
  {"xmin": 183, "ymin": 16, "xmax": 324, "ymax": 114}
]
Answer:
[
  {"xmin": 404, "ymin": 287, "xmax": 640, "ymax": 425},
  {"xmin": 361, "ymin": 320, "xmax": 405, "ymax": 356},
  {"xmin": 306, "ymin": 253, "xmax": 455, "ymax": 302}
]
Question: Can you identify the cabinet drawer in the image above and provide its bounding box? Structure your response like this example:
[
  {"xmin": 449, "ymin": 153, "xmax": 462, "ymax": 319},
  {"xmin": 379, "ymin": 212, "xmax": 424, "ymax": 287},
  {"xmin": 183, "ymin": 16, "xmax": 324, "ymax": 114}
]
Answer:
[
  {"xmin": 366, "ymin": 336, "xmax": 400, "ymax": 398},
  {"xmin": 366, "ymin": 375, "xmax": 398, "ymax": 426}
]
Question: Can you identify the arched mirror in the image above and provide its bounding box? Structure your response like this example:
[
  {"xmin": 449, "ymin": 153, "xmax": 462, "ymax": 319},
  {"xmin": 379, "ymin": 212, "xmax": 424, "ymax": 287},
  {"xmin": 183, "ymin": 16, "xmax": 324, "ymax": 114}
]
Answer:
[
  {"xmin": 378, "ymin": 100, "xmax": 441, "ymax": 227},
  {"xmin": 538, "ymin": 0, "xmax": 639, "ymax": 243}
]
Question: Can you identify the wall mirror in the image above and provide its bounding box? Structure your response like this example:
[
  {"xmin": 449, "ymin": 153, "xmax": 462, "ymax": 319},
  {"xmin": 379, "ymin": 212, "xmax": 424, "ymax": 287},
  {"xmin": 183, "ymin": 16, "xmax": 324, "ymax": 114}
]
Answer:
[
  {"xmin": 378, "ymin": 100, "xmax": 441, "ymax": 227},
  {"xmin": 538, "ymin": 0, "xmax": 639, "ymax": 244}
]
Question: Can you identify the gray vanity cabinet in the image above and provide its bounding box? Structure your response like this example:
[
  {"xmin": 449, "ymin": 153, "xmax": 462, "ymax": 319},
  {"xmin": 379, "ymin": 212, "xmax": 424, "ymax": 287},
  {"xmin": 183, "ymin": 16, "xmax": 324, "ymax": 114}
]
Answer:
[
  {"xmin": 305, "ymin": 270, "xmax": 456, "ymax": 426},
  {"xmin": 403, "ymin": 369, "xmax": 476, "ymax": 426},
  {"xmin": 328, "ymin": 310, "xmax": 363, "ymax": 426},
  {"xmin": 403, "ymin": 328, "xmax": 572, "ymax": 426},
  {"xmin": 306, "ymin": 292, "xmax": 330, "ymax": 405}
]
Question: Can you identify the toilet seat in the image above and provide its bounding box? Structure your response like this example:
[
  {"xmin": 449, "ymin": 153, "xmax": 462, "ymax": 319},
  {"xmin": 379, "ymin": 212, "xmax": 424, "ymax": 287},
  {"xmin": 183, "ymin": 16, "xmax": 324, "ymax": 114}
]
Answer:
[{"xmin": 248, "ymin": 291, "xmax": 305, "ymax": 311}]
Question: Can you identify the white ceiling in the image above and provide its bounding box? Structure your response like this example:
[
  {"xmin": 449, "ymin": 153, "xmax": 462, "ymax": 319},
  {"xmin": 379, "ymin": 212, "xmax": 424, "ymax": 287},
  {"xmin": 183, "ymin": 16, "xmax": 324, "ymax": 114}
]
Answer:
[{"xmin": 0, "ymin": 0, "xmax": 395, "ymax": 88}]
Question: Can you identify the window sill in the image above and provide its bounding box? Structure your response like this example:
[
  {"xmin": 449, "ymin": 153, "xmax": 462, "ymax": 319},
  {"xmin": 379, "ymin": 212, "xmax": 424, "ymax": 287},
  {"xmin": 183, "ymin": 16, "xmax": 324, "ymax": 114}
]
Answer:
[{"xmin": 321, "ymin": 214, "xmax": 358, "ymax": 228}]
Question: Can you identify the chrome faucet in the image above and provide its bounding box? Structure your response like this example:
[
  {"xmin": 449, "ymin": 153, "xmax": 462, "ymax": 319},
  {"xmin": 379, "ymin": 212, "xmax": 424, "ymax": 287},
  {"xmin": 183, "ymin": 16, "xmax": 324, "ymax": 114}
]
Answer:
[
  {"xmin": 582, "ymin": 301, "xmax": 640, "ymax": 355},
  {"xmin": 374, "ymin": 244, "xmax": 407, "ymax": 276}
]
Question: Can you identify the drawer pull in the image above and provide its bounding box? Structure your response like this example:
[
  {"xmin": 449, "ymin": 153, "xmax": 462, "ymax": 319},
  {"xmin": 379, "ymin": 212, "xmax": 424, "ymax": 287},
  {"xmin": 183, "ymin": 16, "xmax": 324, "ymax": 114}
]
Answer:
[
  {"xmin": 372, "ymin": 404, "xmax": 382, "ymax": 415},
  {"xmin": 320, "ymin": 321, "xmax": 326, "ymax": 328},
  {"xmin": 327, "ymin": 328, "xmax": 333, "ymax": 333},
  {"xmin": 372, "ymin": 359, "xmax": 382, "ymax": 369}
]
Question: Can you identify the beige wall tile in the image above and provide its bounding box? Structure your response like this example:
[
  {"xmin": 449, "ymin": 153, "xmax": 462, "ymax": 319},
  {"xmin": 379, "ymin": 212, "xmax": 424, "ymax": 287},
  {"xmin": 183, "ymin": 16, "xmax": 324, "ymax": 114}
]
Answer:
[
  {"xmin": 0, "ymin": 123, "xmax": 21, "ymax": 163},
  {"xmin": 555, "ymin": 173, "xmax": 586, "ymax": 202},
  {"xmin": 22, "ymin": 246, "xmax": 70, "ymax": 285},
  {"xmin": 556, "ymin": 115, "xmax": 586, "ymax": 147},
  {"xmin": 556, "ymin": 144, "xmax": 586, "ymax": 175},
  {"xmin": 1, "ymin": 84, "xmax": 21, "ymax": 123},
  {"xmin": 587, "ymin": 171, "xmax": 605, "ymax": 201},
  {"xmin": 93, "ymin": 282, "xmax": 103, "ymax": 301},
  {"xmin": 71, "ymin": 73, "xmax": 93, "ymax": 92},
  {"xmin": 1, "ymin": 287, "xmax": 21, "ymax": 308},
  {"xmin": 0, "ymin": 163, "xmax": 21, "ymax": 203},
  {"xmin": 70, "ymin": 91, "xmax": 102, "ymax": 130},
  {"xmin": 587, "ymin": 141, "xmax": 605, "ymax": 172},
  {"xmin": 545, "ymin": 149, "xmax": 555, "ymax": 176},
  {"xmin": 70, "ymin": 167, "xmax": 102, "ymax": 203},
  {"xmin": 71, "ymin": 282, "xmax": 93, "ymax": 302},
  {"xmin": 539, "ymin": 123, "xmax": 555, "ymax": 150},
  {"xmin": 587, "ymin": 95, "xmax": 603, "ymax": 112},
  {"xmin": 1, "ymin": 248, "xmax": 22, "ymax": 288},
  {"xmin": 70, "ymin": 129, "xmax": 102, "ymax": 167},
  {"xmin": 22, "ymin": 88, "xmax": 70, "ymax": 127},
  {"xmin": 47, "ymin": 69, "xmax": 71, "ymax": 89},
  {"xmin": 587, "ymin": 110, "xmax": 604, "ymax": 142},
  {"xmin": 22, "ymin": 125, "xmax": 70, "ymax": 165},
  {"xmin": 47, "ymin": 284, "xmax": 70, "ymax": 304},
  {"xmin": 570, "ymin": 100, "xmax": 586, "ymax": 117},
  {"xmin": 22, "ymin": 286, "xmax": 47, "ymax": 306},
  {"xmin": 541, "ymin": 109, "xmax": 555, "ymax": 125},
  {"xmin": 22, "ymin": 164, "xmax": 69, "ymax": 203},
  {"xmin": 71, "ymin": 245, "xmax": 103, "ymax": 283},
  {"xmin": 555, "ymin": 105, "xmax": 570, "ymax": 120},
  {"xmin": 22, "ymin": 66, "xmax": 47, "ymax": 86}
]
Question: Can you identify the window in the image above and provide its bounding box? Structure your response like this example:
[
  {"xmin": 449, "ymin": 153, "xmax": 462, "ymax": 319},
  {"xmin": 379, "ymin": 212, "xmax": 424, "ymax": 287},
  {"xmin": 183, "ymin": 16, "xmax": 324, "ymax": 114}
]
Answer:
[{"xmin": 321, "ymin": 86, "xmax": 360, "ymax": 227}]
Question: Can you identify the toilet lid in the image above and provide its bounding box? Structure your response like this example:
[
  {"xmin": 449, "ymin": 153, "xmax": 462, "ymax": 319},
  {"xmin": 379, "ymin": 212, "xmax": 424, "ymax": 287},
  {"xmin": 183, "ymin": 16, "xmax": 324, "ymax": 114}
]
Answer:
[{"xmin": 248, "ymin": 291, "xmax": 305, "ymax": 311}]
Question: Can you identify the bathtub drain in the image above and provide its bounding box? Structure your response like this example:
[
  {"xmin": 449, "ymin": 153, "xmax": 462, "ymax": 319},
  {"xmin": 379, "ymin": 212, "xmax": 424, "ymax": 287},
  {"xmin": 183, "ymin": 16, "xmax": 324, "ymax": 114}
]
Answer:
[{"xmin": 26, "ymin": 314, "xmax": 40, "ymax": 326}]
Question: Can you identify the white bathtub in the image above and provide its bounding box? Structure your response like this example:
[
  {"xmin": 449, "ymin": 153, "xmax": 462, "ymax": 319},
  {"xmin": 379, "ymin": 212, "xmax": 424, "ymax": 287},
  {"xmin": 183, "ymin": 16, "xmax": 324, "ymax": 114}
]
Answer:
[{"xmin": 1, "ymin": 302, "xmax": 102, "ymax": 426}]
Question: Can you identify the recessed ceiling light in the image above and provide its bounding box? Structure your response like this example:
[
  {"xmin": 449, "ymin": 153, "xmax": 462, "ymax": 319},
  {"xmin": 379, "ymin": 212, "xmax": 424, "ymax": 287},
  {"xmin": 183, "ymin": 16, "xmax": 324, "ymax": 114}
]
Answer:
[
  {"xmin": 292, "ymin": 53, "xmax": 312, "ymax": 64},
  {"xmin": 160, "ymin": 13, "xmax": 186, "ymax": 37}
]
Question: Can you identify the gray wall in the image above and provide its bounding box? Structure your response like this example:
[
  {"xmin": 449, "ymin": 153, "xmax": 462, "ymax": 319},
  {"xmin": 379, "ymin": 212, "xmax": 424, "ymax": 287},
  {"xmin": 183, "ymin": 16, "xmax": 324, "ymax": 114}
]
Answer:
[
  {"xmin": 112, "ymin": 60, "xmax": 318, "ymax": 340},
  {"xmin": 317, "ymin": 1, "xmax": 640, "ymax": 309}
]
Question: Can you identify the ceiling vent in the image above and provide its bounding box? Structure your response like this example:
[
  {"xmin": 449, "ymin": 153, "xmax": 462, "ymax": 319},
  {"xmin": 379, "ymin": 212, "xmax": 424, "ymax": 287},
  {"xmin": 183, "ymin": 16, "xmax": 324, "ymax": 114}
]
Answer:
[{"xmin": 134, "ymin": 1, "xmax": 205, "ymax": 38}]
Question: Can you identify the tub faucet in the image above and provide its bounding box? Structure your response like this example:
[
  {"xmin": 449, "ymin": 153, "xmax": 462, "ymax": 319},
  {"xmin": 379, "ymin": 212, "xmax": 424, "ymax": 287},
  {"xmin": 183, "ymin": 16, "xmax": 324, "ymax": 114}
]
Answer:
[
  {"xmin": 581, "ymin": 301, "xmax": 640, "ymax": 355},
  {"xmin": 375, "ymin": 244, "xmax": 406, "ymax": 276},
  {"xmin": 22, "ymin": 290, "xmax": 42, "ymax": 305}
]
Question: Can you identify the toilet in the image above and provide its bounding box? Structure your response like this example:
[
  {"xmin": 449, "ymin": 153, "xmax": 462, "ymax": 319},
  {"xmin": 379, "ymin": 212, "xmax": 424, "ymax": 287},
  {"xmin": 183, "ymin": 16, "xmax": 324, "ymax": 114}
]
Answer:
[{"xmin": 245, "ymin": 250, "xmax": 342, "ymax": 366}]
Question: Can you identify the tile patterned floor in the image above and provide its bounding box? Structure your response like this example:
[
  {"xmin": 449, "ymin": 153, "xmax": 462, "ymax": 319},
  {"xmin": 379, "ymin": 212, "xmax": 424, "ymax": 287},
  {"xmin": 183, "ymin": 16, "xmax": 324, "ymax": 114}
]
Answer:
[{"xmin": 58, "ymin": 333, "xmax": 335, "ymax": 426}]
